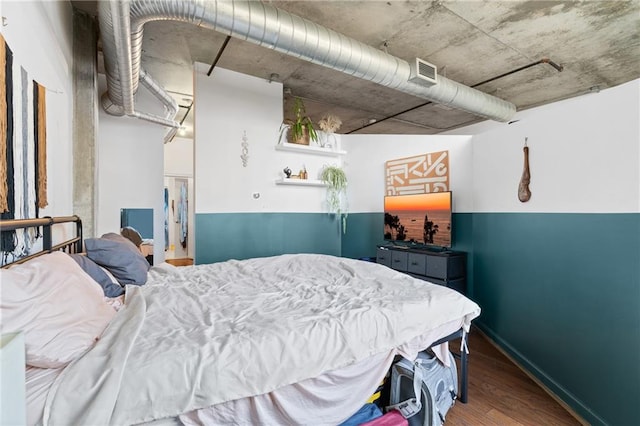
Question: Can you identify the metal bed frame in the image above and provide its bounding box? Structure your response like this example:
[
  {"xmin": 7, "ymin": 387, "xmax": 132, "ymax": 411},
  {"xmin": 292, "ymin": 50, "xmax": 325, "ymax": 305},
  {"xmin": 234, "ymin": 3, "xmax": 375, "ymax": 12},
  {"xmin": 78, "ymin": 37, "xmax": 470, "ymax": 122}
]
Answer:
[
  {"xmin": 431, "ymin": 329, "xmax": 469, "ymax": 403},
  {"xmin": 0, "ymin": 215, "xmax": 83, "ymax": 268}
]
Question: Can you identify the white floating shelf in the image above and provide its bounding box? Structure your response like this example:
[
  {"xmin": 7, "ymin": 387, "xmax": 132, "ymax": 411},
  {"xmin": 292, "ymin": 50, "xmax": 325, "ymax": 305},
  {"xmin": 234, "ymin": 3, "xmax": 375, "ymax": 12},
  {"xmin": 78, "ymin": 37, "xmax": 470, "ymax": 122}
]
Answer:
[
  {"xmin": 275, "ymin": 143, "xmax": 346, "ymax": 157},
  {"xmin": 275, "ymin": 178, "xmax": 326, "ymax": 187}
]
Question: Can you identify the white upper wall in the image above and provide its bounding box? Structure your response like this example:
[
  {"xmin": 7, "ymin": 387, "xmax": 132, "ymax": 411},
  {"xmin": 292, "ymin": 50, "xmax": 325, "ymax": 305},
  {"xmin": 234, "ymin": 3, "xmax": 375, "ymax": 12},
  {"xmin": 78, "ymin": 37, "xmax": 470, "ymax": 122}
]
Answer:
[
  {"xmin": 342, "ymin": 135, "xmax": 473, "ymax": 213},
  {"xmin": 164, "ymin": 137, "xmax": 193, "ymax": 177},
  {"xmin": 9, "ymin": 0, "xmax": 633, "ymax": 242},
  {"xmin": 455, "ymin": 79, "xmax": 640, "ymax": 213},
  {"xmin": 194, "ymin": 64, "xmax": 342, "ymax": 214},
  {"xmin": 2, "ymin": 1, "xmax": 73, "ymax": 93},
  {"xmin": 97, "ymin": 76, "xmax": 166, "ymax": 261}
]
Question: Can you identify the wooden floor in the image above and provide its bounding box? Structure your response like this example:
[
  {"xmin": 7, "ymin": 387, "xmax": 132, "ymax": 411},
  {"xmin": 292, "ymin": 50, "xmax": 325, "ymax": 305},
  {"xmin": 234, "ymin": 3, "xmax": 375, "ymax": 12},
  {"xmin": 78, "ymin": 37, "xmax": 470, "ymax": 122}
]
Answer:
[
  {"xmin": 446, "ymin": 329, "xmax": 581, "ymax": 426},
  {"xmin": 165, "ymin": 257, "xmax": 194, "ymax": 267}
]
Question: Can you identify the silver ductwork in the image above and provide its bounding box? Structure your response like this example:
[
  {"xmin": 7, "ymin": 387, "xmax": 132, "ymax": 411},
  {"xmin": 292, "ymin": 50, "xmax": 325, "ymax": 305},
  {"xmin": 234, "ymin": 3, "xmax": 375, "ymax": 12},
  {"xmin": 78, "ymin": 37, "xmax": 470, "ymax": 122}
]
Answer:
[
  {"xmin": 100, "ymin": 0, "xmax": 516, "ymax": 130},
  {"xmin": 99, "ymin": 0, "xmax": 181, "ymax": 143},
  {"xmin": 139, "ymin": 68, "xmax": 180, "ymax": 142}
]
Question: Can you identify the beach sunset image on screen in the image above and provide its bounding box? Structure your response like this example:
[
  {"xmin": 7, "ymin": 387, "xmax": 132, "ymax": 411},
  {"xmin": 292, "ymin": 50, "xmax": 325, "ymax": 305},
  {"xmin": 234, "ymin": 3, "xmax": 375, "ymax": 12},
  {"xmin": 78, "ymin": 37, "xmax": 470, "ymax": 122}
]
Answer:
[{"xmin": 384, "ymin": 192, "xmax": 452, "ymax": 247}]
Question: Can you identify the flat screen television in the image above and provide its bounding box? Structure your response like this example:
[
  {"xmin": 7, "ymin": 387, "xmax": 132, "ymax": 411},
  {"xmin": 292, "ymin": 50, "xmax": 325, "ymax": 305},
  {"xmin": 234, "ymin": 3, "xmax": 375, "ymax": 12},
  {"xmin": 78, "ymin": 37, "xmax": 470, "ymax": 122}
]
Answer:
[{"xmin": 383, "ymin": 191, "xmax": 452, "ymax": 248}]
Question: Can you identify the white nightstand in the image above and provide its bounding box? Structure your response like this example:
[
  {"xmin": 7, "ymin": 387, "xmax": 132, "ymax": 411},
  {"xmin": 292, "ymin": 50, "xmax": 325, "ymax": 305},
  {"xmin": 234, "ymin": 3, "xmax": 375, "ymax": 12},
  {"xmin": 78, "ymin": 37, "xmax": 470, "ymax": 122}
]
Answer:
[{"xmin": 1, "ymin": 332, "xmax": 26, "ymax": 426}]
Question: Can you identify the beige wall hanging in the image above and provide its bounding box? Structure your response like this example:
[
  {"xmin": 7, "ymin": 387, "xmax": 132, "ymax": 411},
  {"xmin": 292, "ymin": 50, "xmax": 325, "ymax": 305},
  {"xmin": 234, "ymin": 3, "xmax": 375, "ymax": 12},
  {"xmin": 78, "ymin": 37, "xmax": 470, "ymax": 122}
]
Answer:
[
  {"xmin": 385, "ymin": 150, "xmax": 449, "ymax": 195},
  {"xmin": 1, "ymin": 33, "xmax": 48, "ymax": 261}
]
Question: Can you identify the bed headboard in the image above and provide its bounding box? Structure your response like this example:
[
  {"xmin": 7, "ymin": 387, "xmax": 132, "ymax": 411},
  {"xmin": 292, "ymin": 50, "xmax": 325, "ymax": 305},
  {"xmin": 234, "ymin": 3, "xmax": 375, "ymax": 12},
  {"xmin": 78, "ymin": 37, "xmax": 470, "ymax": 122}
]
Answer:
[{"xmin": 0, "ymin": 216, "xmax": 83, "ymax": 268}]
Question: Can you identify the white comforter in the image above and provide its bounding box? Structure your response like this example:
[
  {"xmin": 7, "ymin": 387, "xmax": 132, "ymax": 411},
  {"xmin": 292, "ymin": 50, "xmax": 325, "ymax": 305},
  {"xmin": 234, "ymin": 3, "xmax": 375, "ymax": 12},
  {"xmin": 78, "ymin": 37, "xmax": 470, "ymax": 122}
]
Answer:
[{"xmin": 44, "ymin": 254, "xmax": 480, "ymax": 425}]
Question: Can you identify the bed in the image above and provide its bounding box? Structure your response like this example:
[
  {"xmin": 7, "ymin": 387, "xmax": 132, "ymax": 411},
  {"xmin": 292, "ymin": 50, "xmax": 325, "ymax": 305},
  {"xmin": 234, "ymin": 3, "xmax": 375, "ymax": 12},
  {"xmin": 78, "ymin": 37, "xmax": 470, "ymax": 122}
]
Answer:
[{"xmin": 1, "ymin": 216, "xmax": 481, "ymax": 426}]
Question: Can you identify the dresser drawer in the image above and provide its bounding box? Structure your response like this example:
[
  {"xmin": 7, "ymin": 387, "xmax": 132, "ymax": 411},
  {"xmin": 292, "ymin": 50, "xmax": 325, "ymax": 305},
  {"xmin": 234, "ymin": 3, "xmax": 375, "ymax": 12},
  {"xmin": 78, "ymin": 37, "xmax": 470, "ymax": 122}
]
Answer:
[
  {"xmin": 423, "ymin": 277, "xmax": 466, "ymax": 294},
  {"xmin": 425, "ymin": 253, "xmax": 466, "ymax": 280},
  {"xmin": 391, "ymin": 250, "xmax": 408, "ymax": 271},
  {"xmin": 407, "ymin": 253, "xmax": 426, "ymax": 275},
  {"xmin": 376, "ymin": 246, "xmax": 467, "ymax": 296},
  {"xmin": 376, "ymin": 248, "xmax": 392, "ymax": 267},
  {"xmin": 425, "ymin": 256, "xmax": 448, "ymax": 280}
]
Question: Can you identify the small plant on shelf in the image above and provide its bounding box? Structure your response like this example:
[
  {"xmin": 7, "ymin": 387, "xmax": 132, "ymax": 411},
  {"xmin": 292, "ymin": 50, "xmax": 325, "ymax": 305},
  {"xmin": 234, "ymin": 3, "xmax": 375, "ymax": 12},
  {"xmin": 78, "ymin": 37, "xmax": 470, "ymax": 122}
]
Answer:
[
  {"xmin": 278, "ymin": 97, "xmax": 318, "ymax": 145},
  {"xmin": 317, "ymin": 113, "xmax": 342, "ymax": 148},
  {"xmin": 317, "ymin": 113, "xmax": 342, "ymax": 133},
  {"xmin": 320, "ymin": 165, "xmax": 348, "ymax": 232}
]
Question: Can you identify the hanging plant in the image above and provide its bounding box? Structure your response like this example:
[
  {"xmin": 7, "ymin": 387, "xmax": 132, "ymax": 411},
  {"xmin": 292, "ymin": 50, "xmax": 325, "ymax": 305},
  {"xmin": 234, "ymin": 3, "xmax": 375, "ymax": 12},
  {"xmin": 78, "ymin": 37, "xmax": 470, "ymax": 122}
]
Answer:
[{"xmin": 320, "ymin": 165, "xmax": 348, "ymax": 232}]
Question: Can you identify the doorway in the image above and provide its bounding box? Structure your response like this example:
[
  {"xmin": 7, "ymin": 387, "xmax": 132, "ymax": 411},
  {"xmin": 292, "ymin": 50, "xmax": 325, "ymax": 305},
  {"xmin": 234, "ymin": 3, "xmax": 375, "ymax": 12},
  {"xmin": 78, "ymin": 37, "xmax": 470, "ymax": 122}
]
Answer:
[
  {"xmin": 164, "ymin": 176, "xmax": 193, "ymax": 265},
  {"xmin": 163, "ymin": 93, "xmax": 195, "ymax": 266},
  {"xmin": 164, "ymin": 175, "xmax": 194, "ymax": 266}
]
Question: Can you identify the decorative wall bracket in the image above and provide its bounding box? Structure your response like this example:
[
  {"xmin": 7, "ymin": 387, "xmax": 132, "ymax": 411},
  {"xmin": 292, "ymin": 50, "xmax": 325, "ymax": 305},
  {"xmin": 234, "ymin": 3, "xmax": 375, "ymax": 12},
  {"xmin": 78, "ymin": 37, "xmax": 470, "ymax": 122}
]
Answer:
[{"xmin": 240, "ymin": 131, "xmax": 249, "ymax": 167}]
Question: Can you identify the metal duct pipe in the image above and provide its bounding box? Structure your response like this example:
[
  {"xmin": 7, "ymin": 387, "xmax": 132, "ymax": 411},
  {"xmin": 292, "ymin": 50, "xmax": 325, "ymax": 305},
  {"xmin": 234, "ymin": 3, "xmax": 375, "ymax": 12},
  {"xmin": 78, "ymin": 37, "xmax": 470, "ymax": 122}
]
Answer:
[
  {"xmin": 101, "ymin": 0, "xmax": 516, "ymax": 124},
  {"xmin": 98, "ymin": 1, "xmax": 125, "ymax": 113},
  {"xmin": 111, "ymin": 0, "xmax": 136, "ymax": 115},
  {"xmin": 139, "ymin": 69, "xmax": 179, "ymax": 119},
  {"xmin": 99, "ymin": 0, "xmax": 181, "ymax": 130},
  {"xmin": 139, "ymin": 69, "xmax": 180, "ymax": 143}
]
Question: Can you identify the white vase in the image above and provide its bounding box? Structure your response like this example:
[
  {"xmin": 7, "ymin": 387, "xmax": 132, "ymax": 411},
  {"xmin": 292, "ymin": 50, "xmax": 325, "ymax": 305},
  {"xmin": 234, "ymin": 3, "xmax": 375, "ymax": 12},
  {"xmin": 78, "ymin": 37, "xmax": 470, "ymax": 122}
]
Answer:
[{"xmin": 320, "ymin": 132, "xmax": 336, "ymax": 149}]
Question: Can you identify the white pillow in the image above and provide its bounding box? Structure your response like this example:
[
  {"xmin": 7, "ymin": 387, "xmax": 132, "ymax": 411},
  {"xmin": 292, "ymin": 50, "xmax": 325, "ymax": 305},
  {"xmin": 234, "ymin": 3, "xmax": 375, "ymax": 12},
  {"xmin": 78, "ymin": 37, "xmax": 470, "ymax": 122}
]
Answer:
[{"xmin": 0, "ymin": 251, "xmax": 117, "ymax": 368}]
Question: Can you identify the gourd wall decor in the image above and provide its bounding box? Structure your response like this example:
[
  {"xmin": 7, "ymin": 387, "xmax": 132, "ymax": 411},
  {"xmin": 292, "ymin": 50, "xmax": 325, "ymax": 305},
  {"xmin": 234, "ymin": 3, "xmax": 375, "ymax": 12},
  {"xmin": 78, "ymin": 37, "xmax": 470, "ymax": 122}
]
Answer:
[{"xmin": 518, "ymin": 137, "xmax": 531, "ymax": 202}]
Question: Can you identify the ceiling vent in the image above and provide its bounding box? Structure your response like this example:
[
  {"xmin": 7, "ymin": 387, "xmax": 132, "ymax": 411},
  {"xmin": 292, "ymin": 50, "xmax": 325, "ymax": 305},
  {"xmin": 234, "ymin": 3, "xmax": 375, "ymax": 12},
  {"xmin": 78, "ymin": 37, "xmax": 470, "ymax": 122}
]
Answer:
[{"xmin": 409, "ymin": 58, "xmax": 438, "ymax": 87}]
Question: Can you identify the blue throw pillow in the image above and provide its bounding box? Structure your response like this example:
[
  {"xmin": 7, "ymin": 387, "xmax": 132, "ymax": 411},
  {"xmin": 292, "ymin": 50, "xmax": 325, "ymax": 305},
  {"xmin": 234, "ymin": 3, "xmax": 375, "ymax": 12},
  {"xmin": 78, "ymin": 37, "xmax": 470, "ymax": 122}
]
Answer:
[
  {"xmin": 69, "ymin": 254, "xmax": 125, "ymax": 297},
  {"xmin": 85, "ymin": 233, "xmax": 150, "ymax": 286}
]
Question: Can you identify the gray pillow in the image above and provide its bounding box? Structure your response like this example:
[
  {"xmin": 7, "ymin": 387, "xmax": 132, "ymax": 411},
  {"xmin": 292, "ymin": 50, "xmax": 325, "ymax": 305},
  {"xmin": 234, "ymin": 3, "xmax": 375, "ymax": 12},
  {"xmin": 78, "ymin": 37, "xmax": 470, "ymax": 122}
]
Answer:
[
  {"xmin": 69, "ymin": 254, "xmax": 125, "ymax": 297},
  {"xmin": 85, "ymin": 233, "xmax": 150, "ymax": 286}
]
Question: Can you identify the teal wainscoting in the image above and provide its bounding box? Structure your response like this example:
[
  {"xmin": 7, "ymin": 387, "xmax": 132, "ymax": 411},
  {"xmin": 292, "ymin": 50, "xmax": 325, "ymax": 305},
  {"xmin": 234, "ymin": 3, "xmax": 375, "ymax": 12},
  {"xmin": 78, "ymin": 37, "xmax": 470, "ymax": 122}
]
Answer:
[
  {"xmin": 341, "ymin": 213, "xmax": 385, "ymax": 259},
  {"xmin": 472, "ymin": 213, "xmax": 640, "ymax": 426},
  {"xmin": 451, "ymin": 213, "xmax": 474, "ymax": 297},
  {"xmin": 195, "ymin": 213, "xmax": 342, "ymax": 264}
]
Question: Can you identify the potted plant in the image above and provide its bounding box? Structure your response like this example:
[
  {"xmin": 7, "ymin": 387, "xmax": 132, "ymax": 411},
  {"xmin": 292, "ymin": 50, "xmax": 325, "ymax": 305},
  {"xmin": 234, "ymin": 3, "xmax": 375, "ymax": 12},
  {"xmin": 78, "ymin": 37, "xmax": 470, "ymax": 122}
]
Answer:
[
  {"xmin": 320, "ymin": 165, "xmax": 348, "ymax": 232},
  {"xmin": 279, "ymin": 97, "xmax": 318, "ymax": 145}
]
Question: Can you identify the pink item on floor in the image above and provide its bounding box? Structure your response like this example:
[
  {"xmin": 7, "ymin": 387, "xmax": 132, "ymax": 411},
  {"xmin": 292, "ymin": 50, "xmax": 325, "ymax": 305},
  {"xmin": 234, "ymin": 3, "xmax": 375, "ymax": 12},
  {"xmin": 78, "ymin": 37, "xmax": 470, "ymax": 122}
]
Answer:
[{"xmin": 360, "ymin": 410, "xmax": 408, "ymax": 426}]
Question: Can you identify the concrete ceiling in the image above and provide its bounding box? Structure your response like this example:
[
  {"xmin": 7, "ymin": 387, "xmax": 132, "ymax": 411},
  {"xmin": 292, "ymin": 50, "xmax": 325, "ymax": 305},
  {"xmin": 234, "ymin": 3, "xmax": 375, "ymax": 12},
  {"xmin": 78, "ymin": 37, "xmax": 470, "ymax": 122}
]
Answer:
[{"xmin": 72, "ymin": 1, "xmax": 640, "ymax": 140}]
